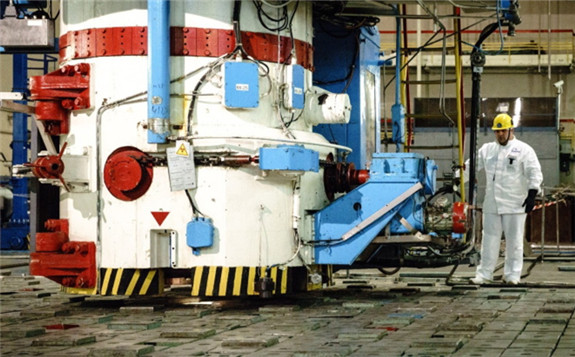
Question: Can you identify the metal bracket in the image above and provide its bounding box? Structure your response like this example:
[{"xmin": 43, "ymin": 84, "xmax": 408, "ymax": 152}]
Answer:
[{"xmin": 170, "ymin": 231, "xmax": 177, "ymax": 268}]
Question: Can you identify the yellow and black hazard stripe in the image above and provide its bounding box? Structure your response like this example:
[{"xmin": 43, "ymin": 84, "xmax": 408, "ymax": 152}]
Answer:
[
  {"xmin": 99, "ymin": 268, "xmax": 164, "ymax": 296},
  {"xmin": 190, "ymin": 266, "xmax": 310, "ymax": 297}
]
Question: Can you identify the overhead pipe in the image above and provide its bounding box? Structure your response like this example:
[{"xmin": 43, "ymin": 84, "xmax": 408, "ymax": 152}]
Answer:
[{"xmin": 147, "ymin": 0, "xmax": 171, "ymax": 144}]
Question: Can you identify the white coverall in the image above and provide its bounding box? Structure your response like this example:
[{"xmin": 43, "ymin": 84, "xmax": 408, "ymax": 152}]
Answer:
[{"xmin": 474, "ymin": 137, "xmax": 543, "ymax": 282}]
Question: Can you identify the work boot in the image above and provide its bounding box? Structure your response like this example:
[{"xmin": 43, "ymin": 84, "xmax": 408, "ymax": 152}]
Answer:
[
  {"xmin": 503, "ymin": 278, "xmax": 519, "ymax": 285},
  {"xmin": 469, "ymin": 276, "xmax": 492, "ymax": 285}
]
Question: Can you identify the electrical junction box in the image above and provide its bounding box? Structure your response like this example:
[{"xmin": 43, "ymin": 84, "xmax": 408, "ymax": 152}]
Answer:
[
  {"xmin": 284, "ymin": 64, "xmax": 305, "ymax": 110},
  {"xmin": 186, "ymin": 217, "xmax": 214, "ymax": 256},
  {"xmin": 0, "ymin": 17, "xmax": 54, "ymax": 50},
  {"xmin": 223, "ymin": 61, "xmax": 259, "ymax": 108}
]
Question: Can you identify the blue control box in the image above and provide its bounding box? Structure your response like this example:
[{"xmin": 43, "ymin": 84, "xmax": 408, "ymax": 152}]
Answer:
[
  {"xmin": 223, "ymin": 61, "xmax": 259, "ymax": 108},
  {"xmin": 186, "ymin": 217, "xmax": 214, "ymax": 256},
  {"xmin": 285, "ymin": 64, "xmax": 305, "ymax": 110}
]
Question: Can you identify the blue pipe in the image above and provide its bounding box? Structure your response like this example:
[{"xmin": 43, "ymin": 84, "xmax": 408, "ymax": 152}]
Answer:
[
  {"xmin": 147, "ymin": 0, "xmax": 170, "ymax": 144},
  {"xmin": 394, "ymin": 11, "xmax": 401, "ymax": 107},
  {"xmin": 391, "ymin": 6, "xmax": 405, "ymax": 152}
]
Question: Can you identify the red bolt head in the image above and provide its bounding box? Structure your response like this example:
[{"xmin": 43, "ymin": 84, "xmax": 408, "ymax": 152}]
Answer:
[
  {"xmin": 61, "ymin": 99, "xmax": 74, "ymax": 110},
  {"xmin": 74, "ymin": 97, "xmax": 85, "ymax": 109},
  {"xmin": 74, "ymin": 63, "xmax": 89, "ymax": 74},
  {"xmin": 62, "ymin": 277, "xmax": 75, "ymax": 287}
]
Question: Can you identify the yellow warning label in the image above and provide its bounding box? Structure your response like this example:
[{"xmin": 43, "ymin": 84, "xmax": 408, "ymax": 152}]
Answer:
[{"xmin": 176, "ymin": 143, "xmax": 189, "ymax": 156}]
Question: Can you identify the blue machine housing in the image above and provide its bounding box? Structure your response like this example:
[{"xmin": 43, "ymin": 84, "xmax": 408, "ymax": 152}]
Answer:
[
  {"xmin": 313, "ymin": 25, "xmax": 381, "ymax": 170},
  {"xmin": 259, "ymin": 145, "xmax": 319, "ymax": 172},
  {"xmin": 314, "ymin": 153, "xmax": 436, "ymax": 265}
]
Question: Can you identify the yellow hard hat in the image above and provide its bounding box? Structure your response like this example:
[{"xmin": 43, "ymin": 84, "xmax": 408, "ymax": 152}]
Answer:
[{"xmin": 491, "ymin": 113, "xmax": 513, "ymax": 130}]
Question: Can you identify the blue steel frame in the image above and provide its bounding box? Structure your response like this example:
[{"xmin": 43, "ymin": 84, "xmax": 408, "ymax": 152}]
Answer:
[
  {"xmin": 314, "ymin": 153, "xmax": 436, "ymax": 265},
  {"xmin": 1, "ymin": 54, "xmax": 29, "ymax": 250},
  {"xmin": 313, "ymin": 26, "xmax": 381, "ymax": 170}
]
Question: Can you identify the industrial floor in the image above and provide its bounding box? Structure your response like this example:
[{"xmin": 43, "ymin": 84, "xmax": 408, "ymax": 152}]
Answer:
[{"xmin": 1, "ymin": 252, "xmax": 575, "ymax": 357}]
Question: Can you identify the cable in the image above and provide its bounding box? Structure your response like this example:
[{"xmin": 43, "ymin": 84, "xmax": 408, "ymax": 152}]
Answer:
[
  {"xmin": 267, "ymin": 229, "xmax": 303, "ymax": 271},
  {"xmin": 260, "ymin": 0, "xmax": 295, "ymax": 9},
  {"xmin": 378, "ymin": 267, "xmax": 401, "ymax": 275},
  {"xmin": 185, "ymin": 189, "xmax": 206, "ymax": 217},
  {"xmin": 383, "ymin": 15, "xmax": 496, "ymax": 92},
  {"xmin": 253, "ymin": 0, "xmax": 292, "ymax": 32},
  {"xmin": 493, "ymin": 0, "xmax": 505, "ymax": 55}
]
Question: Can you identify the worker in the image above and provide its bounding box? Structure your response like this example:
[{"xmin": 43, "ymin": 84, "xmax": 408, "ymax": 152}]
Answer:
[{"xmin": 470, "ymin": 113, "xmax": 543, "ymax": 285}]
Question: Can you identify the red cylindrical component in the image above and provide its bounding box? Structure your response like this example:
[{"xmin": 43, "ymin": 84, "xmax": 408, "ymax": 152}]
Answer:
[
  {"xmin": 452, "ymin": 202, "xmax": 468, "ymax": 234},
  {"xmin": 104, "ymin": 146, "xmax": 154, "ymax": 201},
  {"xmin": 31, "ymin": 155, "xmax": 65, "ymax": 179},
  {"xmin": 324, "ymin": 159, "xmax": 370, "ymax": 201},
  {"xmin": 220, "ymin": 155, "xmax": 255, "ymax": 166},
  {"xmin": 350, "ymin": 169, "xmax": 370, "ymax": 186}
]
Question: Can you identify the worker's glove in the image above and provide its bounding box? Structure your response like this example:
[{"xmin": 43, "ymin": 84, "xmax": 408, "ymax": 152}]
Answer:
[{"xmin": 522, "ymin": 189, "xmax": 538, "ymax": 213}]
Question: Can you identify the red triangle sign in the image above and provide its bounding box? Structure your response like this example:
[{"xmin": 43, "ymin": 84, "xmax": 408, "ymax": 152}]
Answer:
[{"xmin": 151, "ymin": 211, "xmax": 170, "ymax": 226}]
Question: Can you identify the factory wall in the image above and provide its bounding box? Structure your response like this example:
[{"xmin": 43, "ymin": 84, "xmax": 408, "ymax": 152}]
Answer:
[{"xmin": 381, "ymin": 67, "xmax": 570, "ymax": 199}]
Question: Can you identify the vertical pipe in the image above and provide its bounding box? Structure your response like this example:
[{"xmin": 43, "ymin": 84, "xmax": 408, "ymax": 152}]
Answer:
[
  {"xmin": 468, "ymin": 68, "xmax": 481, "ymax": 208},
  {"xmin": 416, "ymin": 5, "xmax": 421, "ymax": 98},
  {"xmin": 394, "ymin": 9, "xmax": 401, "ymax": 108},
  {"xmin": 468, "ymin": 22, "xmax": 498, "ymax": 209},
  {"xmin": 540, "ymin": 188, "xmax": 545, "ymax": 261},
  {"xmin": 147, "ymin": 0, "xmax": 171, "ymax": 144},
  {"xmin": 453, "ymin": 7, "xmax": 465, "ymax": 203},
  {"xmin": 401, "ymin": 4, "xmax": 411, "ymax": 151},
  {"xmin": 391, "ymin": 5, "xmax": 405, "ymax": 153},
  {"xmin": 547, "ymin": 0, "xmax": 551, "ymax": 80},
  {"xmin": 556, "ymin": 199, "xmax": 560, "ymax": 253}
]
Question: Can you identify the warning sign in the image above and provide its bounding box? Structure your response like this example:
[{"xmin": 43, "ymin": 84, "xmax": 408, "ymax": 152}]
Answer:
[
  {"xmin": 176, "ymin": 143, "xmax": 189, "ymax": 156},
  {"xmin": 167, "ymin": 140, "xmax": 196, "ymax": 191}
]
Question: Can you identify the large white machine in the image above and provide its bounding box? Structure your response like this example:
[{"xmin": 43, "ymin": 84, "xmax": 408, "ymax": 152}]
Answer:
[{"xmin": 0, "ymin": 0, "xmax": 520, "ymax": 297}]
